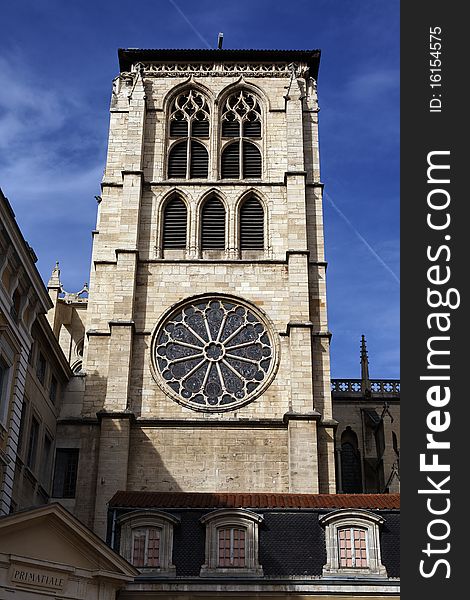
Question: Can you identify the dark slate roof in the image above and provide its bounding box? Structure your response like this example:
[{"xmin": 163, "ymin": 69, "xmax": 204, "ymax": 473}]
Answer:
[
  {"xmin": 379, "ymin": 511, "xmax": 400, "ymax": 578},
  {"xmin": 118, "ymin": 48, "xmax": 321, "ymax": 79},
  {"xmin": 109, "ymin": 491, "xmax": 400, "ymax": 510},
  {"xmin": 110, "ymin": 505, "xmax": 400, "ymax": 578}
]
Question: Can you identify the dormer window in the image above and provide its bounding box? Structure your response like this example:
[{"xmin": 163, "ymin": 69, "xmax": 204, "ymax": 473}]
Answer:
[
  {"xmin": 319, "ymin": 509, "xmax": 387, "ymax": 577},
  {"xmin": 218, "ymin": 527, "xmax": 246, "ymax": 568},
  {"xmin": 119, "ymin": 510, "xmax": 179, "ymax": 575},
  {"xmin": 338, "ymin": 527, "xmax": 368, "ymax": 568},
  {"xmin": 132, "ymin": 527, "xmax": 161, "ymax": 568},
  {"xmin": 200, "ymin": 508, "xmax": 263, "ymax": 577}
]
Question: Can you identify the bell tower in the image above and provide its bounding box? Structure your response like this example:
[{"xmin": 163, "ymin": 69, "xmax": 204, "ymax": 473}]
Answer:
[{"xmin": 66, "ymin": 49, "xmax": 335, "ymax": 537}]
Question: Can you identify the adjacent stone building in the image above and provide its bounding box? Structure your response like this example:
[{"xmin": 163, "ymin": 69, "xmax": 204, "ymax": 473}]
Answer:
[
  {"xmin": 0, "ymin": 189, "xmax": 71, "ymax": 516},
  {"xmin": 332, "ymin": 336, "xmax": 400, "ymax": 494}
]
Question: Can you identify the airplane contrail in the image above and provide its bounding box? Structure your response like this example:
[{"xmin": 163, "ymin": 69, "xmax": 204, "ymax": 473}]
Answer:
[
  {"xmin": 168, "ymin": 0, "xmax": 212, "ymax": 49},
  {"xmin": 324, "ymin": 191, "xmax": 400, "ymax": 285}
]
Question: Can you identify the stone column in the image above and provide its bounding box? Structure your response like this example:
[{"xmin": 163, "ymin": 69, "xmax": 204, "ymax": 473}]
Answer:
[
  {"xmin": 93, "ymin": 415, "xmax": 132, "ymax": 538},
  {"xmin": 283, "ymin": 75, "xmax": 320, "ymax": 492},
  {"xmin": 90, "ymin": 69, "xmax": 147, "ymax": 536},
  {"xmin": 304, "ymin": 78, "xmax": 336, "ymax": 493}
]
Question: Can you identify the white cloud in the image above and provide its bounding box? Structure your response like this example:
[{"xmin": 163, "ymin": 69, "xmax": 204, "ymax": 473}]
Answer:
[
  {"xmin": 0, "ymin": 54, "xmax": 105, "ymax": 226},
  {"xmin": 346, "ymin": 68, "xmax": 399, "ymax": 103}
]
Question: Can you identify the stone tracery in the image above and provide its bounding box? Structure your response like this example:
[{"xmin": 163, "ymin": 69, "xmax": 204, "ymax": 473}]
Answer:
[{"xmin": 152, "ymin": 296, "xmax": 276, "ymax": 411}]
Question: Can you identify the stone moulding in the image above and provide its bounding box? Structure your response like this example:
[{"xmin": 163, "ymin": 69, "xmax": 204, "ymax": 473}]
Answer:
[{"xmin": 124, "ymin": 62, "xmax": 310, "ymax": 78}]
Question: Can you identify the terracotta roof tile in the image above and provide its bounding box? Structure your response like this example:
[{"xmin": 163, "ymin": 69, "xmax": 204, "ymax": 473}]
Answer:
[{"xmin": 108, "ymin": 491, "xmax": 399, "ymax": 510}]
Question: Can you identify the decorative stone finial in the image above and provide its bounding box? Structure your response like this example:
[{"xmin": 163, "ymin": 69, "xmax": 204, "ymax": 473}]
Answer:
[{"xmin": 47, "ymin": 261, "xmax": 62, "ymax": 290}]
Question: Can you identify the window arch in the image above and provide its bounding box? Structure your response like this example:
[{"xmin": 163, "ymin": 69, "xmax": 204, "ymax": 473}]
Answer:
[
  {"xmin": 319, "ymin": 509, "xmax": 387, "ymax": 577},
  {"xmin": 163, "ymin": 196, "xmax": 187, "ymax": 249},
  {"xmin": 221, "ymin": 90, "xmax": 262, "ymax": 179},
  {"xmin": 240, "ymin": 195, "xmax": 264, "ymax": 250},
  {"xmin": 167, "ymin": 89, "xmax": 209, "ymax": 179},
  {"xmin": 201, "ymin": 196, "xmax": 225, "ymax": 250}
]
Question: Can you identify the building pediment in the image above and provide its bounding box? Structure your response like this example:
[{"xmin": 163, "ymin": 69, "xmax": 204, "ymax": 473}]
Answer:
[{"xmin": 0, "ymin": 503, "xmax": 137, "ymax": 598}]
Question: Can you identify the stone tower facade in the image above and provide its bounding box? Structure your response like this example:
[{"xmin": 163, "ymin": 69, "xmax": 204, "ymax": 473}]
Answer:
[{"xmin": 53, "ymin": 49, "xmax": 336, "ymax": 538}]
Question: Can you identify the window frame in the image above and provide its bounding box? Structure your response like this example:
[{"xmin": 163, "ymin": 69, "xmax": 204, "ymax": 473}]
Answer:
[
  {"xmin": 219, "ymin": 89, "xmax": 263, "ymax": 180},
  {"xmin": 26, "ymin": 414, "xmax": 40, "ymax": 471},
  {"xmin": 238, "ymin": 194, "xmax": 266, "ymax": 255},
  {"xmin": 319, "ymin": 509, "xmax": 387, "ymax": 577},
  {"xmin": 36, "ymin": 352, "xmax": 47, "ymax": 386},
  {"xmin": 200, "ymin": 508, "xmax": 263, "ymax": 577},
  {"xmin": 17, "ymin": 399, "xmax": 28, "ymax": 454},
  {"xmin": 131, "ymin": 526, "xmax": 161, "ymax": 568},
  {"xmin": 217, "ymin": 526, "xmax": 246, "ymax": 568},
  {"xmin": 161, "ymin": 195, "xmax": 189, "ymax": 255},
  {"xmin": 166, "ymin": 88, "xmax": 211, "ymax": 180},
  {"xmin": 49, "ymin": 374, "xmax": 58, "ymax": 405},
  {"xmin": 119, "ymin": 510, "xmax": 179, "ymax": 575},
  {"xmin": 200, "ymin": 194, "xmax": 227, "ymax": 252},
  {"xmin": 40, "ymin": 431, "xmax": 54, "ymax": 489},
  {"xmin": 0, "ymin": 354, "xmax": 12, "ymax": 427},
  {"xmin": 52, "ymin": 448, "xmax": 79, "ymax": 498}
]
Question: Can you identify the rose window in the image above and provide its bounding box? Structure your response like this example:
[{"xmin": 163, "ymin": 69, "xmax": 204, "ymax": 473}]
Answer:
[{"xmin": 151, "ymin": 295, "xmax": 277, "ymax": 411}]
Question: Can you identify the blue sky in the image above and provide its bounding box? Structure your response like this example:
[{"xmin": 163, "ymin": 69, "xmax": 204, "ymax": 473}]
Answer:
[{"xmin": 0, "ymin": 0, "xmax": 399, "ymax": 378}]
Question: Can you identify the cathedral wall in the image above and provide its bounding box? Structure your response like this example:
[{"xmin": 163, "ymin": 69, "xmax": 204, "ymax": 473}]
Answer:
[
  {"xmin": 84, "ymin": 258, "xmax": 298, "ymax": 418},
  {"xmin": 134, "ymin": 262, "xmax": 290, "ymax": 331},
  {"xmin": 137, "ymin": 185, "xmax": 290, "ymax": 261},
  {"xmin": 130, "ymin": 333, "xmax": 290, "ymax": 420},
  {"xmin": 126, "ymin": 426, "xmax": 289, "ymax": 492}
]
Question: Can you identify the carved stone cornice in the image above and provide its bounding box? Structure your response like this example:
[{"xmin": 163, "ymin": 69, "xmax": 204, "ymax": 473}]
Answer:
[{"xmin": 124, "ymin": 62, "xmax": 310, "ymax": 78}]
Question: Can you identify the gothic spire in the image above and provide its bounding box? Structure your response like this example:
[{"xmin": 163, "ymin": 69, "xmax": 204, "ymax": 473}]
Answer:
[
  {"xmin": 47, "ymin": 261, "xmax": 62, "ymax": 290},
  {"xmin": 360, "ymin": 334, "xmax": 371, "ymax": 397}
]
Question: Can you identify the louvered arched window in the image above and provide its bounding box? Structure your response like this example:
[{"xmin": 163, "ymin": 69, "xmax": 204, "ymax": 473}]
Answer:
[
  {"xmin": 163, "ymin": 197, "xmax": 187, "ymax": 249},
  {"xmin": 201, "ymin": 197, "xmax": 225, "ymax": 250},
  {"xmin": 240, "ymin": 196, "xmax": 264, "ymax": 250},
  {"xmin": 340, "ymin": 427, "xmax": 362, "ymax": 493},
  {"xmin": 221, "ymin": 90, "xmax": 262, "ymax": 179},
  {"xmin": 168, "ymin": 90, "xmax": 209, "ymax": 179}
]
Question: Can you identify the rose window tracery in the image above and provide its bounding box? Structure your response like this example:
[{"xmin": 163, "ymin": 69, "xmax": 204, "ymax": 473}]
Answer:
[{"xmin": 151, "ymin": 296, "xmax": 277, "ymax": 411}]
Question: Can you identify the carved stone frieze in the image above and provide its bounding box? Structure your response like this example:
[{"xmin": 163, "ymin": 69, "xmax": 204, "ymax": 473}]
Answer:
[{"xmin": 124, "ymin": 62, "xmax": 309, "ymax": 78}]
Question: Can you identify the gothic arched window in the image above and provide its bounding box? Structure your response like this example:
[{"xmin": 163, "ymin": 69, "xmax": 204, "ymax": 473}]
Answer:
[
  {"xmin": 201, "ymin": 196, "xmax": 225, "ymax": 250},
  {"xmin": 340, "ymin": 427, "xmax": 362, "ymax": 493},
  {"xmin": 168, "ymin": 90, "xmax": 209, "ymax": 179},
  {"xmin": 240, "ymin": 196, "xmax": 264, "ymax": 250},
  {"xmin": 163, "ymin": 197, "xmax": 187, "ymax": 249},
  {"xmin": 221, "ymin": 91, "xmax": 262, "ymax": 179}
]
